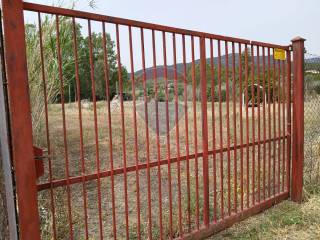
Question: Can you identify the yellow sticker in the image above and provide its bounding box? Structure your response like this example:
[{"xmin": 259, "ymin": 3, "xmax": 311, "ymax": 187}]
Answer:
[{"xmin": 274, "ymin": 48, "xmax": 286, "ymax": 60}]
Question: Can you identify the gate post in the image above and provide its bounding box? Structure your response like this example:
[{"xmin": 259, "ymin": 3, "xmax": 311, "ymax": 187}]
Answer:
[
  {"xmin": 291, "ymin": 36, "xmax": 305, "ymax": 203},
  {"xmin": 0, "ymin": 11, "xmax": 18, "ymax": 238},
  {"xmin": 1, "ymin": 0, "xmax": 41, "ymax": 239},
  {"xmin": 200, "ymin": 37, "xmax": 209, "ymax": 226}
]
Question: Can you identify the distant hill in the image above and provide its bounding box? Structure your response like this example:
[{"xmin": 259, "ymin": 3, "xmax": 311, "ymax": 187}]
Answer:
[
  {"xmin": 132, "ymin": 54, "xmax": 276, "ymax": 82},
  {"xmin": 306, "ymin": 57, "xmax": 320, "ymax": 64},
  {"xmin": 134, "ymin": 66, "xmax": 185, "ymax": 83}
]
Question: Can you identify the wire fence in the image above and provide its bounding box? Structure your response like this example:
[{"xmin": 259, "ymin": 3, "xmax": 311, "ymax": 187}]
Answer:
[{"xmin": 304, "ymin": 52, "xmax": 320, "ymax": 189}]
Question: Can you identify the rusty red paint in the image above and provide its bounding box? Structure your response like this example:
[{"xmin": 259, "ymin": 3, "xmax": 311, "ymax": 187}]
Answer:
[
  {"xmin": 244, "ymin": 44, "xmax": 250, "ymax": 208},
  {"xmin": 152, "ymin": 29, "xmax": 163, "ymax": 238},
  {"xmin": 0, "ymin": 1, "xmax": 303, "ymax": 239},
  {"xmin": 262, "ymin": 46, "xmax": 267, "ymax": 201},
  {"xmin": 286, "ymin": 50, "xmax": 292, "ymax": 193},
  {"xmin": 200, "ymin": 37, "xmax": 209, "ymax": 226},
  {"xmin": 256, "ymin": 46, "xmax": 261, "ymax": 203},
  {"xmin": 56, "ymin": 15, "xmax": 74, "ymax": 239},
  {"xmin": 277, "ymin": 59, "xmax": 281, "ymax": 195},
  {"xmin": 191, "ymin": 35, "xmax": 200, "ymax": 229},
  {"xmin": 1, "ymin": 1, "xmax": 41, "ymax": 239},
  {"xmin": 251, "ymin": 45, "xmax": 256, "ymax": 206},
  {"xmin": 183, "ymin": 34, "xmax": 192, "ymax": 232},
  {"xmin": 231, "ymin": 42, "xmax": 237, "ymax": 213},
  {"xmin": 238, "ymin": 43, "xmax": 244, "ymax": 211},
  {"xmin": 88, "ymin": 20, "xmax": 104, "ymax": 239},
  {"xmin": 163, "ymin": 31, "xmax": 174, "ymax": 239},
  {"xmin": 128, "ymin": 25, "xmax": 142, "ymax": 240},
  {"xmin": 282, "ymin": 60, "xmax": 286, "ymax": 192},
  {"xmin": 102, "ymin": 22, "xmax": 117, "ymax": 238},
  {"xmin": 33, "ymin": 146, "xmax": 44, "ymax": 179},
  {"xmin": 217, "ymin": 40, "xmax": 224, "ymax": 218},
  {"xmin": 291, "ymin": 37, "xmax": 305, "ymax": 203},
  {"xmin": 225, "ymin": 41, "xmax": 231, "ymax": 216},
  {"xmin": 36, "ymin": 136, "xmax": 288, "ymax": 192},
  {"xmin": 267, "ymin": 48, "xmax": 272, "ymax": 198},
  {"xmin": 272, "ymin": 49, "xmax": 277, "ymax": 197},
  {"xmin": 140, "ymin": 28, "xmax": 153, "ymax": 239},
  {"xmin": 210, "ymin": 38, "xmax": 217, "ymax": 222},
  {"xmin": 38, "ymin": 12, "xmax": 57, "ymax": 239},
  {"xmin": 72, "ymin": 17, "xmax": 88, "ymax": 239}
]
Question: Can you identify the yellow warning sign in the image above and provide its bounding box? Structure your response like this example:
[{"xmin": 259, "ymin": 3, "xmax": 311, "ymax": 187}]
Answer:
[{"xmin": 274, "ymin": 48, "xmax": 286, "ymax": 60}]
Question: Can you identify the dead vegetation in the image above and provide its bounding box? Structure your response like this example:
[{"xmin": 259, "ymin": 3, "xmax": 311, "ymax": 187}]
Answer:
[{"xmin": 33, "ymin": 98, "xmax": 290, "ymax": 239}]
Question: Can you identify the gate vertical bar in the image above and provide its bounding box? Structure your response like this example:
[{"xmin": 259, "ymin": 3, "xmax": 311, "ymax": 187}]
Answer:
[
  {"xmin": 128, "ymin": 25, "xmax": 141, "ymax": 239},
  {"xmin": 267, "ymin": 48, "xmax": 271, "ymax": 198},
  {"xmin": 291, "ymin": 37, "xmax": 305, "ymax": 203},
  {"xmin": 286, "ymin": 49, "xmax": 292, "ymax": 192},
  {"xmin": 1, "ymin": 0, "xmax": 41, "ymax": 239},
  {"xmin": 200, "ymin": 37, "xmax": 209, "ymax": 226},
  {"xmin": 182, "ymin": 35, "xmax": 191, "ymax": 231}
]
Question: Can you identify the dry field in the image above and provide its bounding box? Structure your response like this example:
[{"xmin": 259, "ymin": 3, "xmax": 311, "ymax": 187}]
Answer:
[
  {"xmin": 212, "ymin": 193, "xmax": 320, "ymax": 240},
  {"xmin": 211, "ymin": 96, "xmax": 320, "ymax": 240},
  {"xmin": 34, "ymin": 99, "xmax": 289, "ymax": 239}
]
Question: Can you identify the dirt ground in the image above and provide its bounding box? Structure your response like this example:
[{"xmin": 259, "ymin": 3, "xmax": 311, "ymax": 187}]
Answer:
[{"xmin": 34, "ymin": 100, "xmax": 288, "ymax": 239}]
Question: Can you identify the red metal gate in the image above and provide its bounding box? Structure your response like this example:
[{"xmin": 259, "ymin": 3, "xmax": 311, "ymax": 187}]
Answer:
[{"xmin": 1, "ymin": 1, "xmax": 305, "ymax": 239}]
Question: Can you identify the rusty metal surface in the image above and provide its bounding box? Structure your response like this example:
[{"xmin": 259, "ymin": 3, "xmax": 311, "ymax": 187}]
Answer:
[
  {"xmin": 0, "ymin": 1, "xmax": 303, "ymax": 239},
  {"xmin": 1, "ymin": 0, "xmax": 41, "ymax": 239},
  {"xmin": 291, "ymin": 37, "xmax": 305, "ymax": 203},
  {"xmin": 0, "ymin": 10, "xmax": 18, "ymax": 238}
]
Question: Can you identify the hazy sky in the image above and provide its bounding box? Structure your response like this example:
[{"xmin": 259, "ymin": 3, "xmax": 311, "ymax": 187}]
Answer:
[
  {"xmin": 28, "ymin": 0, "xmax": 319, "ymax": 54},
  {"xmin": 24, "ymin": 0, "xmax": 320, "ymax": 71}
]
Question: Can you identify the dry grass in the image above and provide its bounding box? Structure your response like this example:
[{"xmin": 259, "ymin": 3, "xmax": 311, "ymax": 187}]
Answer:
[
  {"xmin": 211, "ymin": 191, "xmax": 320, "ymax": 240},
  {"xmin": 33, "ymin": 99, "xmax": 291, "ymax": 239},
  {"xmin": 207, "ymin": 96, "xmax": 320, "ymax": 240}
]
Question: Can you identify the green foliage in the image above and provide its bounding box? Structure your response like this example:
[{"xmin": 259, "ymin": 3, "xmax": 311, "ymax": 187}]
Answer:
[
  {"xmin": 157, "ymin": 87, "xmax": 166, "ymax": 102},
  {"xmin": 84, "ymin": 32, "xmax": 129, "ymax": 100},
  {"xmin": 25, "ymin": 15, "xmax": 129, "ymax": 103},
  {"xmin": 240, "ymin": 48, "xmax": 282, "ymax": 103},
  {"xmin": 206, "ymin": 85, "xmax": 226, "ymax": 102},
  {"xmin": 305, "ymin": 73, "xmax": 320, "ymax": 95},
  {"xmin": 25, "ymin": 16, "xmax": 75, "ymax": 131},
  {"xmin": 186, "ymin": 62, "xmax": 219, "ymax": 86},
  {"xmin": 305, "ymin": 62, "xmax": 320, "ymax": 72},
  {"xmin": 25, "ymin": 10, "xmax": 129, "ymax": 136}
]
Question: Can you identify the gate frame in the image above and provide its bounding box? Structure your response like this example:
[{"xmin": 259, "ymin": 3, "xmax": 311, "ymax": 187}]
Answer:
[
  {"xmin": 0, "ymin": 0, "xmax": 306, "ymax": 238},
  {"xmin": 0, "ymin": 9, "xmax": 18, "ymax": 239},
  {"xmin": 291, "ymin": 37, "xmax": 305, "ymax": 203},
  {"xmin": 1, "ymin": 0, "xmax": 41, "ymax": 239}
]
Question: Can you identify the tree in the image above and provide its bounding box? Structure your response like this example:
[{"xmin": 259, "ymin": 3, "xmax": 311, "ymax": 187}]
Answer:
[
  {"xmin": 90, "ymin": 32, "xmax": 129, "ymax": 100},
  {"xmin": 186, "ymin": 62, "xmax": 219, "ymax": 86},
  {"xmin": 25, "ymin": 5, "xmax": 129, "ymax": 134},
  {"xmin": 25, "ymin": 15, "xmax": 77, "ymax": 133}
]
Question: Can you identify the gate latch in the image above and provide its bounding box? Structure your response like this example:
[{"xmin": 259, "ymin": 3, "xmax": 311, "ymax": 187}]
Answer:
[{"xmin": 33, "ymin": 146, "xmax": 44, "ymax": 179}]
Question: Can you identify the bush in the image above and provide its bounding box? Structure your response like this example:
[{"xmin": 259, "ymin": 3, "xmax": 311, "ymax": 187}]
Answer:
[{"xmin": 157, "ymin": 89, "xmax": 166, "ymax": 102}]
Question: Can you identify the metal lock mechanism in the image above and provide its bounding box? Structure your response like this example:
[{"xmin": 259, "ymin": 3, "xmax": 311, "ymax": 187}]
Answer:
[{"xmin": 33, "ymin": 146, "xmax": 44, "ymax": 179}]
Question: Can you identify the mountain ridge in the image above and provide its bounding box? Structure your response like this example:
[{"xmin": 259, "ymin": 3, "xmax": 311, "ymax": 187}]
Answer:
[{"xmin": 132, "ymin": 54, "xmax": 279, "ymax": 81}]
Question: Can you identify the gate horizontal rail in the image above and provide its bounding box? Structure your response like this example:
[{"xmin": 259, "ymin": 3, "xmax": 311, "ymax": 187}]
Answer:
[
  {"xmin": 23, "ymin": 2, "xmax": 290, "ymax": 50},
  {"xmin": 38, "ymin": 135, "xmax": 288, "ymax": 191},
  {"xmin": 1, "ymin": 1, "xmax": 306, "ymax": 239},
  {"xmin": 183, "ymin": 191, "xmax": 289, "ymax": 239}
]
